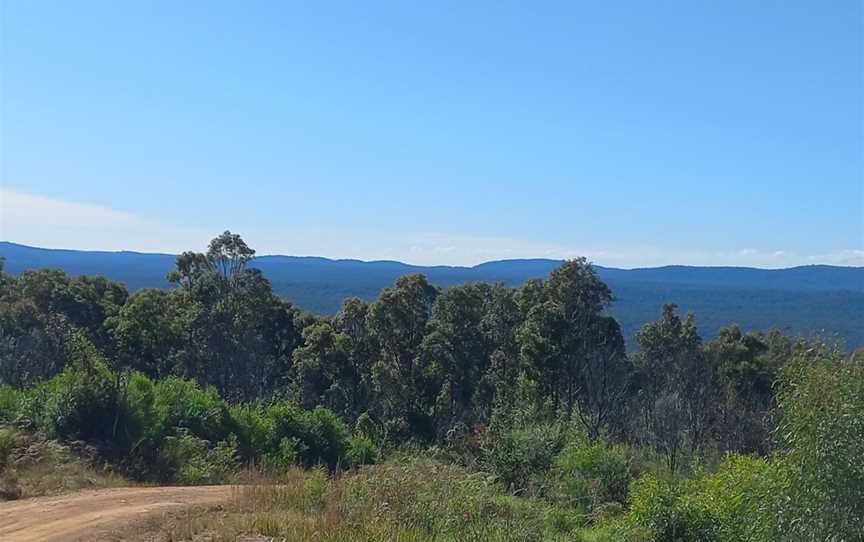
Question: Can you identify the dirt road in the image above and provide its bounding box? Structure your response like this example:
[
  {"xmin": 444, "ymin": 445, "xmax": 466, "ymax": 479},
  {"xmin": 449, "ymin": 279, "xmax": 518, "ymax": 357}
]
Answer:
[{"xmin": 0, "ymin": 485, "xmax": 236, "ymax": 542}]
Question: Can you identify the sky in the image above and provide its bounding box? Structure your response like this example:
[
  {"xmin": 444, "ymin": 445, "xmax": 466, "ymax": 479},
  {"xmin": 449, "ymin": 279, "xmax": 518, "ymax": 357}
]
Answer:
[{"xmin": 1, "ymin": 0, "xmax": 862, "ymax": 267}]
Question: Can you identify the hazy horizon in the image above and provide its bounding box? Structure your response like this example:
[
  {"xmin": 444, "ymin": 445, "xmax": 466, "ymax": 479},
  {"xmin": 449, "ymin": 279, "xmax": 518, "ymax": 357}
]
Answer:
[{"xmin": 2, "ymin": 236, "xmax": 862, "ymax": 272}]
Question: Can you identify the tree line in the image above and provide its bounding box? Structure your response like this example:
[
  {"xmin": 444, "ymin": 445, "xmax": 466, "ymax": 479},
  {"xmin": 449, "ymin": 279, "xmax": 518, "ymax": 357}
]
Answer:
[{"xmin": 0, "ymin": 231, "xmax": 811, "ymax": 468}]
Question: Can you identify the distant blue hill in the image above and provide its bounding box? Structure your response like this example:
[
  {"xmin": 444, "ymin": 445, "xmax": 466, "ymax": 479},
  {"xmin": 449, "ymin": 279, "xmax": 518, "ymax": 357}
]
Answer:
[{"xmin": 2, "ymin": 241, "xmax": 862, "ymax": 348}]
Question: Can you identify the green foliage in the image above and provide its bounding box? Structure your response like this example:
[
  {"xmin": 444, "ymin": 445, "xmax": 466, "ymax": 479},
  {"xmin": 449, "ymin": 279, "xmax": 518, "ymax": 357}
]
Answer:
[
  {"xmin": 157, "ymin": 430, "xmax": 239, "ymax": 485},
  {"xmin": 345, "ymin": 434, "xmax": 381, "ymax": 467},
  {"xmin": 480, "ymin": 420, "xmax": 564, "ymax": 493},
  {"xmin": 5, "ymin": 367, "xmax": 353, "ymax": 483},
  {"xmin": 551, "ymin": 441, "xmax": 634, "ymax": 516},
  {"xmin": 109, "ymin": 288, "xmax": 180, "ymax": 379},
  {"xmin": 353, "ymin": 411, "xmax": 382, "ymax": 442},
  {"xmin": 771, "ymin": 350, "xmax": 864, "ymax": 541},
  {"xmin": 240, "ymin": 402, "xmax": 350, "ymax": 469},
  {"xmin": 31, "ymin": 365, "xmax": 119, "ymax": 443},
  {"xmin": 634, "ymin": 304, "xmax": 717, "ymax": 472},
  {"xmin": 153, "ymin": 377, "xmax": 233, "ymax": 443},
  {"xmin": 578, "ymin": 516, "xmax": 650, "ymax": 542},
  {"xmin": 122, "ymin": 372, "xmax": 163, "ymax": 442},
  {"xmin": 262, "ymin": 437, "xmax": 302, "ymax": 472},
  {"xmin": 297, "ymin": 406, "xmax": 350, "ymax": 468},
  {"xmin": 694, "ymin": 454, "xmax": 779, "ymax": 542},
  {"xmin": 628, "ymin": 474, "xmax": 719, "ymax": 542},
  {"xmin": 342, "ymin": 458, "xmax": 579, "ymax": 540},
  {"xmin": 0, "ymin": 386, "xmax": 22, "ymax": 423},
  {"xmin": 620, "ymin": 454, "xmax": 784, "ymax": 542},
  {"xmin": 0, "ymin": 427, "xmax": 17, "ymax": 472}
]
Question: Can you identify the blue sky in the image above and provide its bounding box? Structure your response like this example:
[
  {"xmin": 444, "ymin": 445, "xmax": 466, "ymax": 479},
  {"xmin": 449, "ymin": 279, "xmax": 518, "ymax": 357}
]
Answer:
[{"xmin": 1, "ymin": 0, "xmax": 861, "ymax": 266}]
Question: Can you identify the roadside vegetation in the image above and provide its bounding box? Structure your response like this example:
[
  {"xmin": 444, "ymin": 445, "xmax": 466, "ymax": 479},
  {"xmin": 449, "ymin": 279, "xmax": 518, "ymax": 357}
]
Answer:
[
  {"xmin": 0, "ymin": 426, "xmax": 128, "ymax": 499},
  {"xmin": 1, "ymin": 232, "xmax": 861, "ymax": 541}
]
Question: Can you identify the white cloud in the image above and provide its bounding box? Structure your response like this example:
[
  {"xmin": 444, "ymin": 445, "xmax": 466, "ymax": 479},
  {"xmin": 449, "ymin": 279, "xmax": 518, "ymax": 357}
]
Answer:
[
  {"xmin": 591, "ymin": 247, "xmax": 864, "ymax": 268},
  {"xmin": 1, "ymin": 188, "xmax": 862, "ymax": 268},
  {"xmin": 0, "ymin": 188, "xmax": 211, "ymax": 253}
]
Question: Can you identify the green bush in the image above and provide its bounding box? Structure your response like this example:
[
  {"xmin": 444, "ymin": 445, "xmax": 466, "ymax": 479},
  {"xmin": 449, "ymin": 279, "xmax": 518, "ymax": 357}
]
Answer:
[
  {"xmin": 157, "ymin": 430, "xmax": 239, "ymax": 485},
  {"xmin": 480, "ymin": 421, "xmax": 564, "ymax": 493},
  {"xmin": 120, "ymin": 372, "xmax": 167, "ymax": 476},
  {"xmin": 32, "ymin": 366, "xmax": 119, "ymax": 445},
  {"xmin": 1, "ymin": 370, "xmax": 354, "ymax": 483},
  {"xmin": 0, "ymin": 386, "xmax": 22, "ymax": 424},
  {"xmin": 772, "ymin": 352, "xmax": 864, "ymax": 541},
  {"xmin": 578, "ymin": 516, "xmax": 650, "ymax": 542},
  {"xmin": 153, "ymin": 377, "xmax": 233, "ymax": 443},
  {"xmin": 302, "ymin": 465, "xmax": 328, "ymax": 509},
  {"xmin": 551, "ymin": 441, "xmax": 634, "ymax": 515},
  {"xmin": 628, "ymin": 475, "xmax": 719, "ymax": 542},
  {"xmin": 228, "ymin": 403, "xmax": 270, "ymax": 461},
  {"xmin": 297, "ymin": 407, "xmax": 349, "ymax": 468},
  {"xmin": 252, "ymin": 402, "xmax": 349, "ymax": 469},
  {"xmin": 345, "ymin": 434, "xmax": 381, "ymax": 467},
  {"xmin": 695, "ymin": 454, "xmax": 779, "ymax": 542},
  {"xmin": 261, "ymin": 437, "xmax": 302, "ymax": 472},
  {"xmin": 0, "ymin": 427, "xmax": 17, "ymax": 472},
  {"xmin": 123, "ymin": 372, "xmax": 164, "ymax": 441}
]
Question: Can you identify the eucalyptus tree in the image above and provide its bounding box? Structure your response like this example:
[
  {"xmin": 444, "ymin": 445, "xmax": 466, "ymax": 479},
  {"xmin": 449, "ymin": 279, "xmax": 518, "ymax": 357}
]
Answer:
[
  {"xmin": 419, "ymin": 283, "xmax": 492, "ymax": 439},
  {"xmin": 516, "ymin": 258, "xmax": 628, "ymax": 436},
  {"xmin": 477, "ymin": 283, "xmax": 523, "ymax": 418},
  {"xmin": 634, "ymin": 304, "xmax": 717, "ymax": 471},
  {"xmin": 706, "ymin": 325, "xmax": 789, "ymax": 454},
  {"xmin": 165, "ymin": 231, "xmax": 301, "ymax": 400},
  {"xmin": 108, "ymin": 288, "xmax": 181, "ymax": 379},
  {"xmin": 333, "ymin": 297, "xmax": 377, "ymax": 418},
  {"xmin": 292, "ymin": 321, "xmax": 351, "ymax": 412},
  {"xmin": 367, "ymin": 273, "xmax": 438, "ymax": 440}
]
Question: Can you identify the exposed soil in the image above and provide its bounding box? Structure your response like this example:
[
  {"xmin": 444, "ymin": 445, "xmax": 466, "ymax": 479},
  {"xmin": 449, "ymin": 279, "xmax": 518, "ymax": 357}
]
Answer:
[{"xmin": 0, "ymin": 485, "xmax": 235, "ymax": 542}]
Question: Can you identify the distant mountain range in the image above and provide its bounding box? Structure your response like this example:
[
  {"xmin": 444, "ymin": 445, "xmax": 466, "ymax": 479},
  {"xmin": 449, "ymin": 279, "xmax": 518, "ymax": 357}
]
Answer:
[{"xmin": 2, "ymin": 241, "xmax": 863, "ymax": 348}]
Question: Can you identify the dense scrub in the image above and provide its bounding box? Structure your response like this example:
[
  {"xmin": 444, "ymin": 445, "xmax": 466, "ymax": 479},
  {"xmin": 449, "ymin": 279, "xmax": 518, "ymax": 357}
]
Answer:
[{"xmin": 0, "ymin": 365, "xmax": 377, "ymax": 487}]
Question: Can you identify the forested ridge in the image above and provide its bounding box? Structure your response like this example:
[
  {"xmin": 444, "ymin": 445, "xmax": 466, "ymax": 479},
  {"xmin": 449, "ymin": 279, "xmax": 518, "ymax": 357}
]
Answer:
[
  {"xmin": 1, "ymin": 232, "xmax": 861, "ymax": 541},
  {"xmin": 3, "ymin": 240, "xmax": 862, "ymax": 349}
]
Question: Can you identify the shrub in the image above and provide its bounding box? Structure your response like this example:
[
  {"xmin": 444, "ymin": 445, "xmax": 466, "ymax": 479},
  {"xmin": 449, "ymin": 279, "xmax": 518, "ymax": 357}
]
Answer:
[
  {"xmin": 628, "ymin": 475, "xmax": 719, "ymax": 542},
  {"xmin": 551, "ymin": 441, "xmax": 634, "ymax": 516},
  {"xmin": 123, "ymin": 372, "xmax": 164, "ymax": 442},
  {"xmin": 120, "ymin": 372, "xmax": 166, "ymax": 476},
  {"xmin": 302, "ymin": 465, "xmax": 328, "ymax": 508},
  {"xmin": 480, "ymin": 421, "xmax": 564, "ymax": 493},
  {"xmin": 261, "ymin": 437, "xmax": 302, "ymax": 472},
  {"xmin": 298, "ymin": 407, "xmax": 349, "ymax": 468},
  {"xmin": 32, "ymin": 366, "xmax": 119, "ymax": 445},
  {"xmin": 354, "ymin": 412, "xmax": 382, "ymax": 443},
  {"xmin": 228, "ymin": 403, "xmax": 270, "ymax": 460},
  {"xmin": 772, "ymin": 352, "xmax": 864, "ymax": 541},
  {"xmin": 695, "ymin": 454, "xmax": 779, "ymax": 542},
  {"xmin": 0, "ymin": 427, "xmax": 17, "ymax": 472},
  {"xmin": 153, "ymin": 377, "xmax": 233, "ymax": 443},
  {"xmin": 0, "ymin": 386, "xmax": 22, "ymax": 424},
  {"xmin": 255, "ymin": 402, "xmax": 349, "ymax": 469},
  {"xmin": 579, "ymin": 516, "xmax": 650, "ymax": 542},
  {"xmin": 345, "ymin": 434, "xmax": 381, "ymax": 467},
  {"xmin": 1, "ymin": 372, "xmax": 354, "ymax": 483},
  {"xmin": 157, "ymin": 430, "xmax": 239, "ymax": 485}
]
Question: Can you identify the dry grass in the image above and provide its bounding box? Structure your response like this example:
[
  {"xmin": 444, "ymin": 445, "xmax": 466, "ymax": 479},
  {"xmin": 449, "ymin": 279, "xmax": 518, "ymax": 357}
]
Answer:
[
  {"xmin": 108, "ymin": 466, "xmax": 431, "ymax": 542},
  {"xmin": 0, "ymin": 427, "xmax": 129, "ymax": 500},
  {"xmin": 108, "ymin": 459, "xmax": 585, "ymax": 542}
]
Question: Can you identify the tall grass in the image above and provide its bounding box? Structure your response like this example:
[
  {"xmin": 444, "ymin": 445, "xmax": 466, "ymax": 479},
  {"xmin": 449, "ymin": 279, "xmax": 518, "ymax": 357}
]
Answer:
[{"xmin": 115, "ymin": 458, "xmax": 585, "ymax": 542}]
